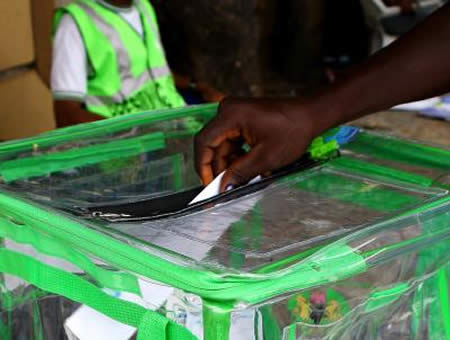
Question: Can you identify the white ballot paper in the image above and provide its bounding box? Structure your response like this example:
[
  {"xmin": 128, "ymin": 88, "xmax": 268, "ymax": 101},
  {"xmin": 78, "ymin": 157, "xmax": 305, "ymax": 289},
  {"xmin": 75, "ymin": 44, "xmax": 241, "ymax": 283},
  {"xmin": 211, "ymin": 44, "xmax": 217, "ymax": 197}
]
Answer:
[{"xmin": 189, "ymin": 171, "xmax": 262, "ymax": 205}]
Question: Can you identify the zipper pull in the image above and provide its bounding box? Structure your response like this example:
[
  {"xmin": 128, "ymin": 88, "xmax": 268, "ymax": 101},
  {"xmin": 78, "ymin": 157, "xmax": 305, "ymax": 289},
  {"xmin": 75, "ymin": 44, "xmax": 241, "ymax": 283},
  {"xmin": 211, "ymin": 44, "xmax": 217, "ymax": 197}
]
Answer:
[{"xmin": 91, "ymin": 211, "xmax": 132, "ymax": 219}]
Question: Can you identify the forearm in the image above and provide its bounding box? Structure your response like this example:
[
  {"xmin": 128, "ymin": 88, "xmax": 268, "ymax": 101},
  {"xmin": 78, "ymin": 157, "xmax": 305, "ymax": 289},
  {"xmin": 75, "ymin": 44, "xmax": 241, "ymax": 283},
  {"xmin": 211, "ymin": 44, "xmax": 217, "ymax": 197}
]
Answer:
[
  {"xmin": 310, "ymin": 4, "xmax": 450, "ymax": 134},
  {"xmin": 54, "ymin": 101, "xmax": 104, "ymax": 128}
]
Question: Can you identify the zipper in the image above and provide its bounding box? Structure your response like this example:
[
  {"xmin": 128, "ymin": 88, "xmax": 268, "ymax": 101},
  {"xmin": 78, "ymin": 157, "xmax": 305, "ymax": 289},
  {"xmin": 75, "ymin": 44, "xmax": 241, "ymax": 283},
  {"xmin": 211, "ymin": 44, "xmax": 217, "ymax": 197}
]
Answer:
[{"xmin": 86, "ymin": 155, "xmax": 324, "ymax": 222}]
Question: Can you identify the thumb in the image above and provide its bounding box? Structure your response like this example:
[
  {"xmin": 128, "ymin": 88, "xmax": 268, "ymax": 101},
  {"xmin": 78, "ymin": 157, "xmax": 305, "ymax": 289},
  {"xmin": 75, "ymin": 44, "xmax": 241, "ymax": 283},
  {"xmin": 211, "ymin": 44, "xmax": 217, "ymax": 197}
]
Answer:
[{"xmin": 219, "ymin": 145, "xmax": 270, "ymax": 192}]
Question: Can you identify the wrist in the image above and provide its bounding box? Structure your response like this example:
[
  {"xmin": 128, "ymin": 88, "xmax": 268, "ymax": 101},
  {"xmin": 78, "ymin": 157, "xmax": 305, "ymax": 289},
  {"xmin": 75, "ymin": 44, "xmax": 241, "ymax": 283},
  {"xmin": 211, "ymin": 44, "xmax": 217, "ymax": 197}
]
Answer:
[
  {"xmin": 282, "ymin": 94, "xmax": 343, "ymax": 139},
  {"xmin": 307, "ymin": 77, "xmax": 370, "ymax": 134},
  {"xmin": 313, "ymin": 88, "xmax": 351, "ymax": 133}
]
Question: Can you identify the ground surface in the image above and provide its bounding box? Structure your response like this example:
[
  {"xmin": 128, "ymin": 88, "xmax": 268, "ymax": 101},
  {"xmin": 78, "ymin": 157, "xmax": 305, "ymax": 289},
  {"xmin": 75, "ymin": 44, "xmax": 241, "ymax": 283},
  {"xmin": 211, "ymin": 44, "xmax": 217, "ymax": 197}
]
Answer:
[{"xmin": 353, "ymin": 110, "xmax": 450, "ymax": 146}]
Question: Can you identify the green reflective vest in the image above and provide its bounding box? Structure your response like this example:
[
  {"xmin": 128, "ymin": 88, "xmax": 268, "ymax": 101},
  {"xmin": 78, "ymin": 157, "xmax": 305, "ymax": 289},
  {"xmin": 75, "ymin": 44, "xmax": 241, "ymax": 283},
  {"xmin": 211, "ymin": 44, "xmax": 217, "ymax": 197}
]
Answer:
[{"xmin": 54, "ymin": 0, "xmax": 185, "ymax": 118}]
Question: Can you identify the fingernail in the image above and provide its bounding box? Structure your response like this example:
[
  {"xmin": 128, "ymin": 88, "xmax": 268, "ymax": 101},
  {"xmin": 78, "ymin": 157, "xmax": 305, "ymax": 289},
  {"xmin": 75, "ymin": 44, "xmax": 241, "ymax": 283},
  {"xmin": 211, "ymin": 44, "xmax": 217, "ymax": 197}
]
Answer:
[{"xmin": 225, "ymin": 184, "xmax": 235, "ymax": 192}]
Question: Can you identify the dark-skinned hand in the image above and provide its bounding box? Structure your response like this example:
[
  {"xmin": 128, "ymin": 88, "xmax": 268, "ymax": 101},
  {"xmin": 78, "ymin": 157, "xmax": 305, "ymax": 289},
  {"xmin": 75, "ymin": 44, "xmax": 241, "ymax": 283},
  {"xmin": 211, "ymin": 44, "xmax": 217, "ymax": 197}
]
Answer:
[{"xmin": 194, "ymin": 97, "xmax": 318, "ymax": 192}]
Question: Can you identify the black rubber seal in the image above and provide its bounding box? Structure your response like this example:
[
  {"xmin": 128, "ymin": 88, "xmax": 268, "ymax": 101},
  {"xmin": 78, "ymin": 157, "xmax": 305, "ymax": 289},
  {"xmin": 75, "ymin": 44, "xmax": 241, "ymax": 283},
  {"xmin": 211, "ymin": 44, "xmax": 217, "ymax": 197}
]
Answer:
[{"xmin": 85, "ymin": 155, "xmax": 326, "ymax": 222}]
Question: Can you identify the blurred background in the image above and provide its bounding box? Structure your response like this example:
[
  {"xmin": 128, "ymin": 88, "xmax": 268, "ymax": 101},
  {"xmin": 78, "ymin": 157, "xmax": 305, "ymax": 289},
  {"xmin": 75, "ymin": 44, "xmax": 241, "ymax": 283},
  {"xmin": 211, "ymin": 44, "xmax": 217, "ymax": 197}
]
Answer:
[
  {"xmin": 53, "ymin": 0, "xmax": 439, "ymax": 96},
  {"xmin": 1, "ymin": 0, "xmax": 449, "ymax": 144},
  {"xmin": 54, "ymin": 0, "xmax": 450, "ymax": 145}
]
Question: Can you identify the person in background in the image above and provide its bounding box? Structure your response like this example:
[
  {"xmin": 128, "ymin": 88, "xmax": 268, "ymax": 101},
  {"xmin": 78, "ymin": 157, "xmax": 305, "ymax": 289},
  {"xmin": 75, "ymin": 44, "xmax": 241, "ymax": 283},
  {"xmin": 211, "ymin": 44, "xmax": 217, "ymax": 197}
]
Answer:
[
  {"xmin": 51, "ymin": 0, "xmax": 223, "ymax": 127},
  {"xmin": 194, "ymin": 4, "xmax": 450, "ymax": 191}
]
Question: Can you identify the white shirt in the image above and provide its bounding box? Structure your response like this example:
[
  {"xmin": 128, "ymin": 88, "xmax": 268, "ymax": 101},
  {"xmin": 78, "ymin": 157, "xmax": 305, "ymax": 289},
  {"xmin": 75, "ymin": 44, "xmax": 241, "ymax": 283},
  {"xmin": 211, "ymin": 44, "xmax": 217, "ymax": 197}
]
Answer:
[{"xmin": 51, "ymin": 1, "xmax": 144, "ymax": 101}]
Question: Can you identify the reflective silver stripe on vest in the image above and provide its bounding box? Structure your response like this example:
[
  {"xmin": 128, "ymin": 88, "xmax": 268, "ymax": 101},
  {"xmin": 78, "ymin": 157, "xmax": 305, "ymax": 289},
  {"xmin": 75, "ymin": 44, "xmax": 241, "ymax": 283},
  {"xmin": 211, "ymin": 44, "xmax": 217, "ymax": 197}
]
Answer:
[
  {"xmin": 135, "ymin": 0, "xmax": 163, "ymax": 50},
  {"xmin": 77, "ymin": 1, "xmax": 171, "ymax": 106},
  {"xmin": 77, "ymin": 2, "xmax": 128, "ymax": 102},
  {"xmin": 86, "ymin": 95, "xmax": 117, "ymax": 107},
  {"xmin": 86, "ymin": 65, "xmax": 170, "ymax": 107}
]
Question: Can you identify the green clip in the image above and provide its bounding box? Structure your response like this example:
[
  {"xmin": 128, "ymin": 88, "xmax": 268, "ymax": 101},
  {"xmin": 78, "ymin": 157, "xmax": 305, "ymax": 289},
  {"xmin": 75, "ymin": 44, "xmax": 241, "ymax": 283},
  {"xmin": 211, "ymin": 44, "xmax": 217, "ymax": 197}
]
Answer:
[{"xmin": 308, "ymin": 136, "xmax": 339, "ymax": 160}]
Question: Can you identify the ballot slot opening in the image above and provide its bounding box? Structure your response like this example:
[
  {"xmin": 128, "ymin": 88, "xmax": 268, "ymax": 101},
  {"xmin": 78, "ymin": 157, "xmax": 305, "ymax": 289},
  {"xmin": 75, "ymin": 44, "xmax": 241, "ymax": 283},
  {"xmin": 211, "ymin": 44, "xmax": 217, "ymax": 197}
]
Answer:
[{"xmin": 85, "ymin": 155, "xmax": 325, "ymax": 222}]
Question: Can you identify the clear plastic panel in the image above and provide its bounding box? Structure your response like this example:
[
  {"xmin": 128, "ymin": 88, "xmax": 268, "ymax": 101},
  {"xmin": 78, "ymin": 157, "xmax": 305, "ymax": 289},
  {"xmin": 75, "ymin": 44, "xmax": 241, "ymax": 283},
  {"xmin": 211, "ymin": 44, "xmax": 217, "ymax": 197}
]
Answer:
[
  {"xmin": 107, "ymin": 166, "xmax": 446, "ymax": 271},
  {"xmin": 0, "ymin": 107, "xmax": 214, "ymax": 208}
]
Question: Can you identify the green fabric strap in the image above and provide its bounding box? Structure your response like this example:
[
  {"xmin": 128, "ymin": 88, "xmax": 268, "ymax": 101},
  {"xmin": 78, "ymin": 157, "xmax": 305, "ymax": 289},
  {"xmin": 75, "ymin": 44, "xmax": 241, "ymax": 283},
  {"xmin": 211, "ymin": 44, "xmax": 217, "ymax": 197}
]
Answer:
[
  {"xmin": 0, "ymin": 132, "xmax": 165, "ymax": 182},
  {"xmin": 0, "ymin": 248, "xmax": 197, "ymax": 340},
  {"xmin": 139, "ymin": 303, "xmax": 202, "ymax": 339},
  {"xmin": 138, "ymin": 311, "xmax": 168, "ymax": 340},
  {"xmin": 0, "ymin": 215, "xmax": 140, "ymax": 295}
]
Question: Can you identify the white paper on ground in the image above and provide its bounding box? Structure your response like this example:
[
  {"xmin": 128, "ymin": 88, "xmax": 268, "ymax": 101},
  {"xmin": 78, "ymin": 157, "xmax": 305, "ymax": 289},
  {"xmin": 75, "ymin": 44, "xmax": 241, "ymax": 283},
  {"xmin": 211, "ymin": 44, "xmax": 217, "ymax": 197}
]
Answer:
[
  {"xmin": 189, "ymin": 171, "xmax": 262, "ymax": 205},
  {"xmin": 230, "ymin": 310, "xmax": 257, "ymax": 340},
  {"xmin": 65, "ymin": 303, "xmax": 136, "ymax": 340},
  {"xmin": 64, "ymin": 281, "xmax": 174, "ymax": 340}
]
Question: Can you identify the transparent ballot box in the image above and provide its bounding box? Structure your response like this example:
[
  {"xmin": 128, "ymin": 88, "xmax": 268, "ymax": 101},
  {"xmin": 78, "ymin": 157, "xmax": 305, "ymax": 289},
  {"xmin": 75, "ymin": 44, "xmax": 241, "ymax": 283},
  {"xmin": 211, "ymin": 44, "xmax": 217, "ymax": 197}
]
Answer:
[{"xmin": 0, "ymin": 104, "xmax": 448, "ymax": 340}]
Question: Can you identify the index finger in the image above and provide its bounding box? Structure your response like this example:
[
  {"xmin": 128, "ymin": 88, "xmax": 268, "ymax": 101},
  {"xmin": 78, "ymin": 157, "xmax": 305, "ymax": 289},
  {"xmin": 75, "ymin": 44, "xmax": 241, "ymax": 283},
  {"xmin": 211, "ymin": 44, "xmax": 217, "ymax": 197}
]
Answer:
[{"xmin": 194, "ymin": 115, "xmax": 241, "ymax": 185}]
